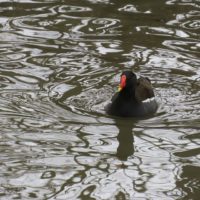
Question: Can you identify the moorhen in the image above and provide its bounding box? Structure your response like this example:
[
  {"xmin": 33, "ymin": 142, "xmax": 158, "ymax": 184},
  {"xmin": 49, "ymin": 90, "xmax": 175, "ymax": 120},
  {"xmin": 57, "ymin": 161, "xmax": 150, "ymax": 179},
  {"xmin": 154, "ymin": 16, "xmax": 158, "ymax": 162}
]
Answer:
[{"xmin": 106, "ymin": 71, "xmax": 158, "ymax": 117}]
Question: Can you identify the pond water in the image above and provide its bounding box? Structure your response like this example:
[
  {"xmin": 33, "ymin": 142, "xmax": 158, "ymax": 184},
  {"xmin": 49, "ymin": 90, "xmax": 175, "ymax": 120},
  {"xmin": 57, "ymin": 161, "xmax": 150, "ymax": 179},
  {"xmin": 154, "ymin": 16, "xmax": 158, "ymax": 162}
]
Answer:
[{"xmin": 0, "ymin": 0, "xmax": 200, "ymax": 199}]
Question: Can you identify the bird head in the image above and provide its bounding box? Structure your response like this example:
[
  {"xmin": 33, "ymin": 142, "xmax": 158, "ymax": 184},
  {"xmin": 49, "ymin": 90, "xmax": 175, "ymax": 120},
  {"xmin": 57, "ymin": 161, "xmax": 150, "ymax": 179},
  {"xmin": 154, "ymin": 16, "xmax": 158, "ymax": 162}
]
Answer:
[{"xmin": 118, "ymin": 71, "xmax": 137, "ymax": 92}]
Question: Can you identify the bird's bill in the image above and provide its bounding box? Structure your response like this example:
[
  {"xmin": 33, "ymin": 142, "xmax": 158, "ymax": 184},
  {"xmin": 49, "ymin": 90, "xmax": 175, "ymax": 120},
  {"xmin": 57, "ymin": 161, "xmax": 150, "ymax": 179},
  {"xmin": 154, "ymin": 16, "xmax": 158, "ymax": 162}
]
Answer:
[{"xmin": 118, "ymin": 86, "xmax": 122, "ymax": 92}]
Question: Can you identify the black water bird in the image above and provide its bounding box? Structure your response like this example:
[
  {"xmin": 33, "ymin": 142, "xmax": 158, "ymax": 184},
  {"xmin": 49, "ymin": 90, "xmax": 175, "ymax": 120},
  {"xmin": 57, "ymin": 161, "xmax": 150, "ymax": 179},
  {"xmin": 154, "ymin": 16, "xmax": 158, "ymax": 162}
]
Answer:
[{"xmin": 106, "ymin": 71, "xmax": 158, "ymax": 117}]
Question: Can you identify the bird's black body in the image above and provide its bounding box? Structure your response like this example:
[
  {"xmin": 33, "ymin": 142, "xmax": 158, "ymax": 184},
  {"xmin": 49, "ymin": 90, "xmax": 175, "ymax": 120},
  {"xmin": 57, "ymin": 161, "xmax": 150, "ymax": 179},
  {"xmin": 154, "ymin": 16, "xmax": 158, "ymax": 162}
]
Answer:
[{"xmin": 106, "ymin": 71, "xmax": 158, "ymax": 118}]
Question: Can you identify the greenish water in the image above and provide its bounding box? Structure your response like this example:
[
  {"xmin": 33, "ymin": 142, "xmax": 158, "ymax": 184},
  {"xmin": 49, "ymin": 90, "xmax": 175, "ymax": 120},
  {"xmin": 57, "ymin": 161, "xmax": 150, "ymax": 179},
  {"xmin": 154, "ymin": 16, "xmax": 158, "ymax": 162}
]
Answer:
[{"xmin": 0, "ymin": 0, "xmax": 200, "ymax": 199}]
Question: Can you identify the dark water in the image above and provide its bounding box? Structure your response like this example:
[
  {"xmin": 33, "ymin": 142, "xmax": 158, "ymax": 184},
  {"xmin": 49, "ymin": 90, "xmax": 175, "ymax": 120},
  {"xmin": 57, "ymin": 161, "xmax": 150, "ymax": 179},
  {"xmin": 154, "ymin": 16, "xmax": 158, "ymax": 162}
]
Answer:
[{"xmin": 0, "ymin": 0, "xmax": 200, "ymax": 199}]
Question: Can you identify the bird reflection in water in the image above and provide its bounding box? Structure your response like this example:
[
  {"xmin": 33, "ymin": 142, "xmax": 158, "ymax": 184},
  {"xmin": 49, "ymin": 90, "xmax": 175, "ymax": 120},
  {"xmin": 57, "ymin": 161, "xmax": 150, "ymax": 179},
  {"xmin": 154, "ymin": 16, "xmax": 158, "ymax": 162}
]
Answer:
[{"xmin": 115, "ymin": 118, "xmax": 135, "ymax": 161}]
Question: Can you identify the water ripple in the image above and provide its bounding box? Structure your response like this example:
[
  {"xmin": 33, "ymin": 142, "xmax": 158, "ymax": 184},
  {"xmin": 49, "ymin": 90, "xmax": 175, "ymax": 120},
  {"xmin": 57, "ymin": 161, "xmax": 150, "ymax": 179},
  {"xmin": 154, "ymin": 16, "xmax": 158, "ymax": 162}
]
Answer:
[
  {"xmin": 182, "ymin": 20, "xmax": 200, "ymax": 30},
  {"xmin": 118, "ymin": 4, "xmax": 151, "ymax": 14},
  {"xmin": 166, "ymin": 0, "xmax": 200, "ymax": 9},
  {"xmin": 10, "ymin": 17, "xmax": 61, "ymax": 39},
  {"xmin": 69, "ymin": 18, "xmax": 121, "ymax": 36},
  {"xmin": 57, "ymin": 5, "xmax": 92, "ymax": 13}
]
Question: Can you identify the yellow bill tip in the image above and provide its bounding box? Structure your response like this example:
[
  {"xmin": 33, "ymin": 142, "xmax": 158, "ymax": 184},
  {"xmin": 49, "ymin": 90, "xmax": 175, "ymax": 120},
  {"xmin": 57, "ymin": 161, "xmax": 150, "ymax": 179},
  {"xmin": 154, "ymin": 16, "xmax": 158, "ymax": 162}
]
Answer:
[{"xmin": 118, "ymin": 86, "xmax": 122, "ymax": 92}]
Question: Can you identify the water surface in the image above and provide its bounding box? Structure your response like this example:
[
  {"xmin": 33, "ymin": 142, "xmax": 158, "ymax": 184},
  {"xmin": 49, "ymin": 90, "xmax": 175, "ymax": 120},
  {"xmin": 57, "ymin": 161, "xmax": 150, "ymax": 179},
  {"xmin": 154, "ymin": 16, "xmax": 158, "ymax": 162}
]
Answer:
[{"xmin": 0, "ymin": 0, "xmax": 200, "ymax": 199}]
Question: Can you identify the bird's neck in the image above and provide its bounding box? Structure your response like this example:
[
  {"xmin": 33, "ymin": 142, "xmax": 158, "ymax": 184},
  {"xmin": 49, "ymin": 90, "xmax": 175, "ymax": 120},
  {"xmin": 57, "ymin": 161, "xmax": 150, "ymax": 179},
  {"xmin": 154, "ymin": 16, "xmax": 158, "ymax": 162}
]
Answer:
[{"xmin": 120, "ymin": 87, "xmax": 136, "ymax": 100}]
